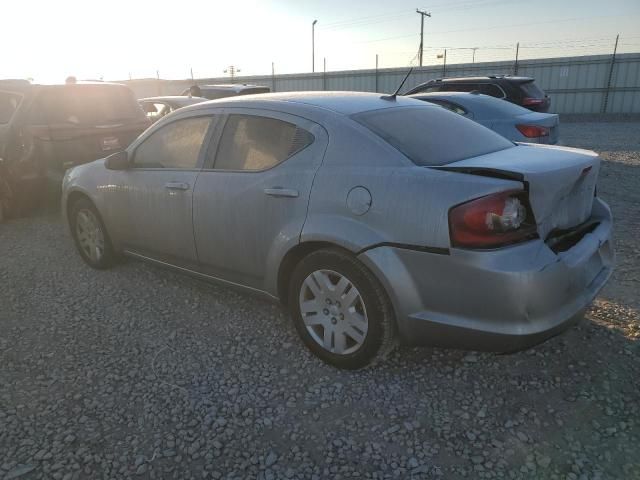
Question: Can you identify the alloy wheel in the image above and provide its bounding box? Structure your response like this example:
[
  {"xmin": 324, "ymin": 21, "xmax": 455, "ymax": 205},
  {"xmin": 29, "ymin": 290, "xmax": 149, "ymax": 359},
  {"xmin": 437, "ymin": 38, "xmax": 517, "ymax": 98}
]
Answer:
[{"xmin": 75, "ymin": 209, "xmax": 105, "ymax": 264}]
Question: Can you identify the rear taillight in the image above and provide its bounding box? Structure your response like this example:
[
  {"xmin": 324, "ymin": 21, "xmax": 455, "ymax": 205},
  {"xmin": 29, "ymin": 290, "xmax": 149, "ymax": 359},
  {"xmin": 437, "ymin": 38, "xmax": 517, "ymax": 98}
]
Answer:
[
  {"xmin": 522, "ymin": 97, "xmax": 544, "ymax": 107},
  {"xmin": 516, "ymin": 124, "xmax": 550, "ymax": 138},
  {"xmin": 449, "ymin": 190, "xmax": 538, "ymax": 249}
]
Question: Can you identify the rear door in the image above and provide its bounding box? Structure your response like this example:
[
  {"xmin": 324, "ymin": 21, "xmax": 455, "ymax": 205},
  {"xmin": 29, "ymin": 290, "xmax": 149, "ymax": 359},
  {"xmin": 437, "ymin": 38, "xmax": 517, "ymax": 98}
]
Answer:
[
  {"xmin": 105, "ymin": 115, "xmax": 214, "ymax": 266},
  {"xmin": 192, "ymin": 108, "xmax": 328, "ymax": 290},
  {"xmin": 42, "ymin": 85, "xmax": 149, "ymax": 179}
]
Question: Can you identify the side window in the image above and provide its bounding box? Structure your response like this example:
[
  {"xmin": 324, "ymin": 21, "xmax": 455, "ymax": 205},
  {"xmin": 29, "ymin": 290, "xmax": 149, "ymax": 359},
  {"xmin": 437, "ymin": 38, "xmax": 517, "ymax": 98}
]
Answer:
[
  {"xmin": 442, "ymin": 83, "xmax": 478, "ymax": 92},
  {"xmin": 133, "ymin": 117, "xmax": 210, "ymax": 169},
  {"xmin": 214, "ymin": 114, "xmax": 314, "ymax": 171},
  {"xmin": 479, "ymin": 84, "xmax": 505, "ymax": 98}
]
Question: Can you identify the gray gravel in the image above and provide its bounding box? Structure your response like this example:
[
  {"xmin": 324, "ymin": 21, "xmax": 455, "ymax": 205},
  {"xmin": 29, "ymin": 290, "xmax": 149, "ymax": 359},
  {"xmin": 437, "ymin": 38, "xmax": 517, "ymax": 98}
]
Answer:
[{"xmin": 1, "ymin": 122, "xmax": 639, "ymax": 479}]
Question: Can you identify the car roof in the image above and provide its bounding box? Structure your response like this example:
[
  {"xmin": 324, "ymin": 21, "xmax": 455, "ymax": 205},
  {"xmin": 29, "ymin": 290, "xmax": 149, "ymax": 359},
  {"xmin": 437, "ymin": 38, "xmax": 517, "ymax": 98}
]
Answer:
[
  {"xmin": 140, "ymin": 96, "xmax": 207, "ymax": 103},
  {"xmin": 200, "ymin": 84, "xmax": 269, "ymax": 92},
  {"xmin": 430, "ymin": 75, "xmax": 533, "ymax": 83},
  {"xmin": 182, "ymin": 91, "xmax": 433, "ymax": 116}
]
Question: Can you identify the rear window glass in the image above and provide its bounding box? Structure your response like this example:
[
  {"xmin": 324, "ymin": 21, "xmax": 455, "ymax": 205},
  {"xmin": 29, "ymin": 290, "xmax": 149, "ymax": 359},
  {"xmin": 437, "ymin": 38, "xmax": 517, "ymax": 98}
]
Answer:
[
  {"xmin": 41, "ymin": 85, "xmax": 143, "ymax": 125},
  {"xmin": 0, "ymin": 92, "xmax": 22, "ymax": 124},
  {"xmin": 238, "ymin": 87, "xmax": 270, "ymax": 96},
  {"xmin": 441, "ymin": 83, "xmax": 478, "ymax": 92},
  {"xmin": 352, "ymin": 106, "xmax": 513, "ymax": 167},
  {"xmin": 478, "ymin": 84, "xmax": 504, "ymax": 98},
  {"xmin": 519, "ymin": 81, "xmax": 545, "ymax": 97},
  {"xmin": 480, "ymin": 96, "xmax": 532, "ymax": 117}
]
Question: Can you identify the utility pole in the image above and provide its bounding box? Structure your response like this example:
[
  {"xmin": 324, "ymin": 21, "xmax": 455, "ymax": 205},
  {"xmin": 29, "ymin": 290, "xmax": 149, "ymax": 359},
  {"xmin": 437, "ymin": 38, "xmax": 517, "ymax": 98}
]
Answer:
[
  {"xmin": 375, "ymin": 54, "xmax": 379, "ymax": 92},
  {"xmin": 190, "ymin": 67, "xmax": 194, "ymax": 81},
  {"xmin": 601, "ymin": 34, "xmax": 620, "ymax": 114},
  {"xmin": 514, "ymin": 42, "xmax": 519, "ymax": 75},
  {"xmin": 312, "ymin": 20, "xmax": 318, "ymax": 73},
  {"xmin": 272, "ymin": 62, "xmax": 276, "ymax": 92},
  {"xmin": 224, "ymin": 66, "xmax": 240, "ymax": 81},
  {"xmin": 323, "ymin": 57, "xmax": 327, "ymax": 90},
  {"xmin": 416, "ymin": 9, "xmax": 431, "ymax": 67},
  {"xmin": 471, "ymin": 47, "xmax": 478, "ymax": 64},
  {"xmin": 437, "ymin": 50, "xmax": 447, "ymax": 77}
]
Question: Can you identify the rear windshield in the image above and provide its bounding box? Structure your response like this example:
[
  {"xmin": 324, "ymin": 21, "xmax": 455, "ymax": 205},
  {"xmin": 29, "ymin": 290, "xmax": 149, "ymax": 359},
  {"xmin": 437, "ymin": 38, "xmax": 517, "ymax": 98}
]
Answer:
[
  {"xmin": 352, "ymin": 106, "xmax": 513, "ymax": 166},
  {"xmin": 475, "ymin": 95, "xmax": 532, "ymax": 117},
  {"xmin": 519, "ymin": 81, "xmax": 545, "ymax": 98},
  {"xmin": 0, "ymin": 91, "xmax": 22, "ymax": 124},
  {"xmin": 39, "ymin": 85, "xmax": 143, "ymax": 125}
]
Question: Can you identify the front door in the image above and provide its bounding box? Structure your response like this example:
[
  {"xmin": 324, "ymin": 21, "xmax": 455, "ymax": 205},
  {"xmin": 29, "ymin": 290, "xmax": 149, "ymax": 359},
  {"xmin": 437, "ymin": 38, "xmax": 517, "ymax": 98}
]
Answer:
[
  {"xmin": 105, "ymin": 115, "xmax": 213, "ymax": 266},
  {"xmin": 192, "ymin": 109, "xmax": 328, "ymax": 291}
]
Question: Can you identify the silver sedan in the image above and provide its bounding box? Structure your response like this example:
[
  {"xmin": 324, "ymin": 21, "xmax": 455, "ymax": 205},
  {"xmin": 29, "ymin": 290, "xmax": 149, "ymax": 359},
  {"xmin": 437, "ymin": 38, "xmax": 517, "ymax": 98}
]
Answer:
[{"xmin": 62, "ymin": 92, "xmax": 613, "ymax": 369}]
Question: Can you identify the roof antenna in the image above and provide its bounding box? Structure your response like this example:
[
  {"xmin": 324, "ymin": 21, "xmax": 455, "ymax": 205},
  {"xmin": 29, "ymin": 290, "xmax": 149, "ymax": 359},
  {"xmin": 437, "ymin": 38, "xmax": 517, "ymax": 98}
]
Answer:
[{"xmin": 381, "ymin": 67, "xmax": 413, "ymax": 101}]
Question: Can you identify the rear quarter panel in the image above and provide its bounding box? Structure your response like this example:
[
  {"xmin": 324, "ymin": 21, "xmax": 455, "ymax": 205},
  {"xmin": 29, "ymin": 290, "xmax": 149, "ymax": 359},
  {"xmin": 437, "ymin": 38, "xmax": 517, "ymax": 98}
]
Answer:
[{"xmin": 302, "ymin": 119, "xmax": 524, "ymax": 251}]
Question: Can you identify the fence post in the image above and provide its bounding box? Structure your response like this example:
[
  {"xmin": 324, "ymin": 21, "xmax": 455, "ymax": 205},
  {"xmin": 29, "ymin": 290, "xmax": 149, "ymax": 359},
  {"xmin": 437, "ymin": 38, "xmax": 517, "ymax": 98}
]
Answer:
[
  {"xmin": 271, "ymin": 62, "xmax": 276, "ymax": 93},
  {"xmin": 323, "ymin": 57, "xmax": 327, "ymax": 91},
  {"xmin": 514, "ymin": 43, "xmax": 519, "ymax": 75},
  {"xmin": 443, "ymin": 49, "xmax": 447, "ymax": 77},
  {"xmin": 601, "ymin": 34, "xmax": 619, "ymax": 114},
  {"xmin": 375, "ymin": 54, "xmax": 379, "ymax": 92}
]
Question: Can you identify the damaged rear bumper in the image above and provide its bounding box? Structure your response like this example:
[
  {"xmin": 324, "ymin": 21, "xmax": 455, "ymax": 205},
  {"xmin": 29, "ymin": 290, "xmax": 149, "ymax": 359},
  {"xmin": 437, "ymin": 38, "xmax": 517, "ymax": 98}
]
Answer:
[{"xmin": 358, "ymin": 198, "xmax": 614, "ymax": 352}]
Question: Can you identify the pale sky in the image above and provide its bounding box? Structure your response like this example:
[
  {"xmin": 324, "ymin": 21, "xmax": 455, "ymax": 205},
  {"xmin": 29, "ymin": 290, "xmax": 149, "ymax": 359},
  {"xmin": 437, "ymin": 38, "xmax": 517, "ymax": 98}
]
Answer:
[{"xmin": 3, "ymin": 0, "xmax": 639, "ymax": 83}]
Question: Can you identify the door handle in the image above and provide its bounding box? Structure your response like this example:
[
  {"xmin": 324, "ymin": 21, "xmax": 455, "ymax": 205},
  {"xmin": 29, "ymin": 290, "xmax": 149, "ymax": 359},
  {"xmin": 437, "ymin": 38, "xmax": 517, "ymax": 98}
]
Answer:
[
  {"xmin": 263, "ymin": 187, "xmax": 299, "ymax": 198},
  {"xmin": 165, "ymin": 181, "xmax": 190, "ymax": 191}
]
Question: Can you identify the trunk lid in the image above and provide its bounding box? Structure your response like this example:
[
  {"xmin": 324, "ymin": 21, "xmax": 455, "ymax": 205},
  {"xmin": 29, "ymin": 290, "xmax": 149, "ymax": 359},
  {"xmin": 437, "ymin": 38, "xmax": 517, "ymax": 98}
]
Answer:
[{"xmin": 436, "ymin": 144, "xmax": 599, "ymax": 238}]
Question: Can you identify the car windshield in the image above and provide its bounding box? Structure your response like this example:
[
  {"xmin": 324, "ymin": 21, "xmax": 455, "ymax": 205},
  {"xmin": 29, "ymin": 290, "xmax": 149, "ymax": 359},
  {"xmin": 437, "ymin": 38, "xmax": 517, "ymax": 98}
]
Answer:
[
  {"xmin": 352, "ymin": 105, "xmax": 513, "ymax": 166},
  {"xmin": 0, "ymin": 91, "xmax": 22, "ymax": 124},
  {"xmin": 42, "ymin": 85, "xmax": 143, "ymax": 125}
]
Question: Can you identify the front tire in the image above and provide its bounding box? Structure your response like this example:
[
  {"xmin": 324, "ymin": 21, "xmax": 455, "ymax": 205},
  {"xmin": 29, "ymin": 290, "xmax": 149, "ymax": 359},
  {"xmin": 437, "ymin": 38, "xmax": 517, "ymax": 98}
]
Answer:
[
  {"xmin": 289, "ymin": 248, "xmax": 397, "ymax": 369},
  {"xmin": 69, "ymin": 198, "xmax": 116, "ymax": 269}
]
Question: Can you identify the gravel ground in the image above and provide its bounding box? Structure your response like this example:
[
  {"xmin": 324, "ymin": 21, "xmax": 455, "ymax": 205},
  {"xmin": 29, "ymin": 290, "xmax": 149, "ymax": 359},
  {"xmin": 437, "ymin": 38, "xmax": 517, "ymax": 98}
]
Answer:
[{"xmin": 1, "ymin": 122, "xmax": 639, "ymax": 480}]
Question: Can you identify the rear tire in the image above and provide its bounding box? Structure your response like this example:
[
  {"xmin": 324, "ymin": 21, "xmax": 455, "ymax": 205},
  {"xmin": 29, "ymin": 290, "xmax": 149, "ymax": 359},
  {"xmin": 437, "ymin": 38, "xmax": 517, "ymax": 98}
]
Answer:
[
  {"xmin": 289, "ymin": 248, "xmax": 397, "ymax": 369},
  {"xmin": 69, "ymin": 198, "xmax": 116, "ymax": 269}
]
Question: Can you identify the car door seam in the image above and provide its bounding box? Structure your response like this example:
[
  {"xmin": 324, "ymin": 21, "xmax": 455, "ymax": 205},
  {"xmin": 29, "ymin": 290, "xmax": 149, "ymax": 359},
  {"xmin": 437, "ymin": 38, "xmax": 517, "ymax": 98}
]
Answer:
[{"xmin": 298, "ymin": 125, "xmax": 330, "ymax": 244}]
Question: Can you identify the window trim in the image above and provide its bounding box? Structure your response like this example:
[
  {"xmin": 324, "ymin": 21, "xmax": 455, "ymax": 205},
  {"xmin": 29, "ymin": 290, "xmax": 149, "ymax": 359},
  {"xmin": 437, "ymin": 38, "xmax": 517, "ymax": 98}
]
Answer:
[
  {"xmin": 129, "ymin": 114, "xmax": 215, "ymax": 171},
  {"xmin": 204, "ymin": 111, "xmax": 315, "ymax": 173}
]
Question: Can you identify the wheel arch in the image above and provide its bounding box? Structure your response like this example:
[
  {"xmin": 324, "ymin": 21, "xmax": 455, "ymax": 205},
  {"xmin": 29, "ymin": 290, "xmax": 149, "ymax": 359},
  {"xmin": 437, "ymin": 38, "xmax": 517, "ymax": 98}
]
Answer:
[
  {"xmin": 277, "ymin": 241, "xmax": 358, "ymax": 307},
  {"xmin": 65, "ymin": 189, "xmax": 95, "ymax": 223}
]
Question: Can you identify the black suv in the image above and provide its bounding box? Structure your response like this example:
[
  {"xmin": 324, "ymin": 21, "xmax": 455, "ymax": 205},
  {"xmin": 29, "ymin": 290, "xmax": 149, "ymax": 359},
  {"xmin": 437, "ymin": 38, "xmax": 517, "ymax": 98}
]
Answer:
[
  {"xmin": 405, "ymin": 75, "xmax": 550, "ymax": 112},
  {"xmin": 0, "ymin": 80, "xmax": 149, "ymax": 217}
]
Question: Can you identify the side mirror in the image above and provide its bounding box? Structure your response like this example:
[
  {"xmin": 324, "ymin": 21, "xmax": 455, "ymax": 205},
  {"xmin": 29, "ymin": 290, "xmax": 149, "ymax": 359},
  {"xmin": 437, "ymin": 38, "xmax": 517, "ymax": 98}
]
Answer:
[{"xmin": 105, "ymin": 150, "xmax": 129, "ymax": 170}]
